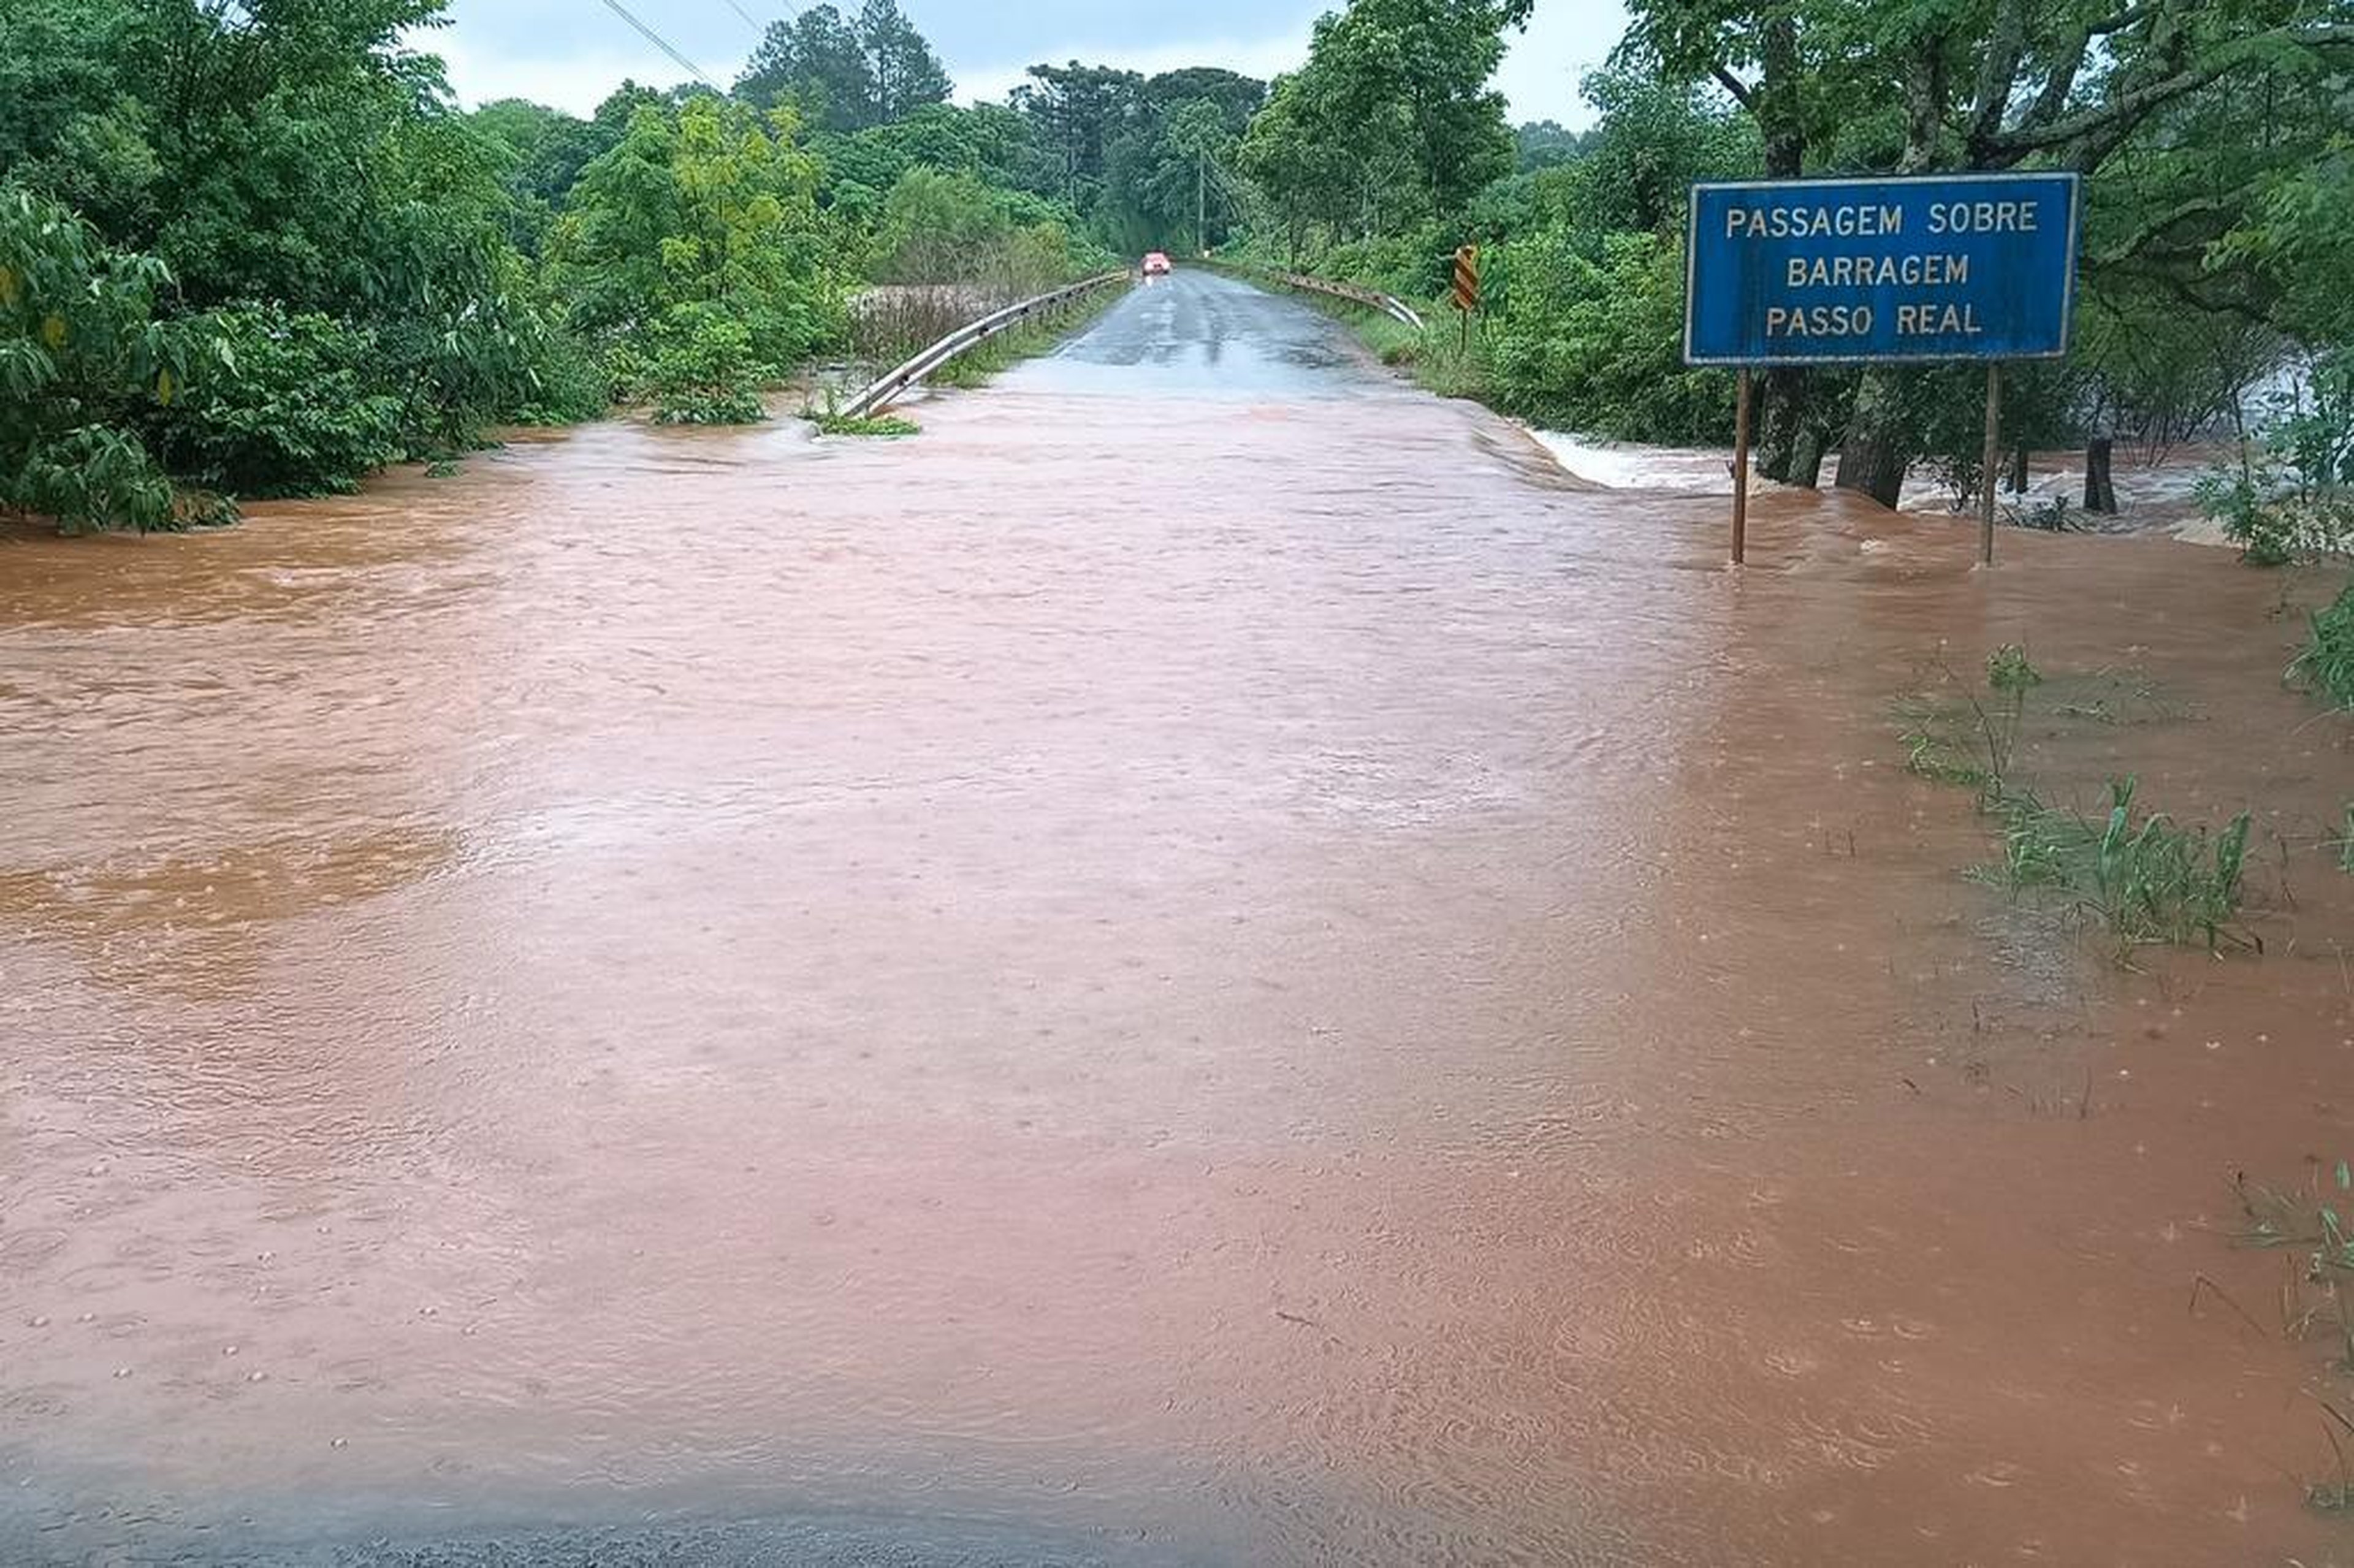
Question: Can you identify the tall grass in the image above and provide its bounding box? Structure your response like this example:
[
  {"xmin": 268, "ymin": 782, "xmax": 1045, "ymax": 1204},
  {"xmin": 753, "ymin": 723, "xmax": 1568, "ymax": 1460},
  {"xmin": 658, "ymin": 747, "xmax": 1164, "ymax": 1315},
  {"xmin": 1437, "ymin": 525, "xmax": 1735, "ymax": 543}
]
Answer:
[
  {"xmin": 1903, "ymin": 647, "xmax": 2256, "ymax": 953},
  {"xmin": 1900, "ymin": 644, "xmax": 2037, "ymax": 797},
  {"xmin": 1376, "ymin": 316, "xmax": 1490, "ymax": 403},
  {"xmin": 2288, "ymin": 582, "xmax": 2354, "ymax": 711},
  {"xmin": 810, "ymin": 411, "xmax": 919, "ymax": 438},
  {"xmin": 846, "ymin": 284, "xmax": 1023, "ymax": 371},
  {"xmin": 2236, "ymin": 1164, "xmax": 2354, "ymax": 1510},
  {"xmin": 1984, "ymin": 778, "xmax": 2252, "ymax": 951}
]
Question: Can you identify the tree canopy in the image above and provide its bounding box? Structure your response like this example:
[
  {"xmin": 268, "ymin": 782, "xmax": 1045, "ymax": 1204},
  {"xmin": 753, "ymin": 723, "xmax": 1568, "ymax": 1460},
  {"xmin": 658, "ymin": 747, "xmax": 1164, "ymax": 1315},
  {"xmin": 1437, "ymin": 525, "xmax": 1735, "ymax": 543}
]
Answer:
[{"xmin": 736, "ymin": 0, "xmax": 952, "ymax": 134}]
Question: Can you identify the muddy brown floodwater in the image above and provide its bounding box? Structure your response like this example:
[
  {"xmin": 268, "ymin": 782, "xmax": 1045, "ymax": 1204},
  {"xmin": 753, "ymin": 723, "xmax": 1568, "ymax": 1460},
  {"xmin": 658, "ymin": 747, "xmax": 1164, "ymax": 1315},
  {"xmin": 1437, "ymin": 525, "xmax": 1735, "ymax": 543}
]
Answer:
[{"xmin": 4, "ymin": 273, "xmax": 2353, "ymax": 1567}]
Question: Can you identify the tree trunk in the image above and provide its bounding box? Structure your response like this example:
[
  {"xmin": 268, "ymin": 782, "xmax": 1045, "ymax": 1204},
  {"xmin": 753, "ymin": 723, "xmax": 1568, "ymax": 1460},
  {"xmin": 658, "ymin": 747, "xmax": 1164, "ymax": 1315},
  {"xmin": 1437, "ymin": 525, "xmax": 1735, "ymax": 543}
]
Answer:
[
  {"xmin": 2008, "ymin": 444, "xmax": 2030, "ymax": 493},
  {"xmin": 1748, "ymin": 18, "xmax": 1816, "ymax": 488},
  {"xmin": 1833, "ymin": 367, "xmax": 1913, "ymax": 507},
  {"xmin": 1756, "ymin": 368, "xmax": 1811, "ymax": 483},
  {"xmin": 1787, "ymin": 424, "xmax": 1828, "ymax": 489},
  {"xmin": 2084, "ymin": 436, "xmax": 2117, "ymax": 512},
  {"xmin": 1758, "ymin": 16, "xmax": 1804, "ymax": 178},
  {"xmin": 1833, "ymin": 36, "xmax": 1947, "ymax": 509}
]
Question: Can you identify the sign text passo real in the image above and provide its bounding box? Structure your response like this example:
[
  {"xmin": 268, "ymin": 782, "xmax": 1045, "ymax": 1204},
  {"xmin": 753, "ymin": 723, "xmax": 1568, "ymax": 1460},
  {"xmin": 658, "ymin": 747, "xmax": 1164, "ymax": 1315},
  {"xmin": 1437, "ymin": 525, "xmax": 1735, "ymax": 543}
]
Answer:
[{"xmin": 1683, "ymin": 173, "xmax": 2081, "ymax": 366}]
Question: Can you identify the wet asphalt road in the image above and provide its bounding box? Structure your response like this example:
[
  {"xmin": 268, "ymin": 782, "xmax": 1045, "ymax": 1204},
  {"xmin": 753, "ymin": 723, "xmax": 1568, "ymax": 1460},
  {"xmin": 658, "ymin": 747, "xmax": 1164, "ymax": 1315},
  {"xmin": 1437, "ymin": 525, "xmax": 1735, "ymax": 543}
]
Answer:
[{"xmin": 1013, "ymin": 267, "xmax": 1364, "ymax": 396}]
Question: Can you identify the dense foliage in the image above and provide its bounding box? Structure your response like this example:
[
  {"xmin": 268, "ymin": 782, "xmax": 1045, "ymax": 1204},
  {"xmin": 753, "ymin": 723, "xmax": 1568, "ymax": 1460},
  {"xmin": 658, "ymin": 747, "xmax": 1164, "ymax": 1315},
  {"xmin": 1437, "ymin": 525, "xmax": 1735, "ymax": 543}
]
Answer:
[
  {"xmin": 735, "ymin": 1, "xmax": 952, "ymax": 134},
  {"xmin": 0, "ymin": 0, "xmax": 591, "ymax": 527},
  {"xmin": 0, "ymin": 0, "xmax": 1125, "ymax": 527},
  {"xmin": 1010, "ymin": 66, "xmax": 1267, "ymax": 254},
  {"xmin": 0, "ymin": 186, "xmax": 199, "ymax": 532}
]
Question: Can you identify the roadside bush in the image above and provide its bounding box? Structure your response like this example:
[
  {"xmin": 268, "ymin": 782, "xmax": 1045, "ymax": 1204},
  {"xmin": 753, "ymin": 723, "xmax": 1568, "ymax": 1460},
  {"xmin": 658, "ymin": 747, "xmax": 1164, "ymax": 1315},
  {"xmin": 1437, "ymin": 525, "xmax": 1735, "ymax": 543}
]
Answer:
[
  {"xmin": 2290, "ymin": 583, "xmax": 2354, "ymax": 711},
  {"xmin": 649, "ymin": 305, "xmax": 770, "ymax": 424},
  {"xmin": 0, "ymin": 183, "xmax": 216, "ymax": 531},
  {"xmin": 2198, "ymin": 354, "xmax": 2354, "ymax": 565},
  {"xmin": 509, "ymin": 318, "xmax": 610, "ymax": 426},
  {"xmin": 9, "ymin": 422, "xmax": 174, "ymax": 534},
  {"xmin": 150, "ymin": 305, "xmax": 402, "ymax": 497},
  {"xmin": 1486, "ymin": 229, "xmax": 1732, "ymax": 442},
  {"xmin": 1318, "ymin": 223, "xmax": 1451, "ymax": 302}
]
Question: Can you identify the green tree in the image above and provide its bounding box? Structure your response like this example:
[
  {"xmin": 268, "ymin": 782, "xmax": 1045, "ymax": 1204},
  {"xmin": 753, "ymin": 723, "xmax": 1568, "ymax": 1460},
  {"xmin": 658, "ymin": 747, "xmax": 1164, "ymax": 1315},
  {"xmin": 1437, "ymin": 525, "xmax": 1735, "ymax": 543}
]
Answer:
[
  {"xmin": 1164, "ymin": 99, "xmax": 1236, "ymax": 254},
  {"xmin": 734, "ymin": 0, "xmax": 950, "ymax": 133},
  {"xmin": 543, "ymin": 104, "xmax": 685, "ymax": 346},
  {"xmin": 1, "ymin": 0, "xmax": 593, "ymax": 502},
  {"xmin": 547, "ymin": 96, "xmax": 842, "ymax": 419},
  {"xmin": 468, "ymin": 97, "xmax": 608, "ymax": 244},
  {"xmin": 2208, "ymin": 136, "xmax": 2354, "ymax": 351},
  {"xmin": 815, "ymin": 102, "xmax": 1053, "ymax": 204},
  {"xmin": 1569, "ymin": 67, "xmax": 1758, "ymax": 235},
  {"xmin": 1239, "ymin": 79, "xmax": 1370, "ymax": 262},
  {"xmin": 858, "ymin": 0, "xmax": 953, "ymax": 124},
  {"xmin": 1514, "ymin": 120, "xmax": 1585, "ymax": 171},
  {"xmin": 1013, "ymin": 64, "xmax": 1148, "ymax": 209},
  {"xmin": 1489, "ymin": 230, "xmax": 1736, "ymax": 441},
  {"xmin": 1237, "ymin": 0, "xmax": 1517, "ymax": 256},
  {"xmin": 1098, "ymin": 84, "xmax": 1261, "ymax": 254},
  {"xmin": 736, "ymin": 5, "xmax": 875, "ymax": 131},
  {"xmin": 0, "ymin": 186, "xmax": 213, "ymax": 532}
]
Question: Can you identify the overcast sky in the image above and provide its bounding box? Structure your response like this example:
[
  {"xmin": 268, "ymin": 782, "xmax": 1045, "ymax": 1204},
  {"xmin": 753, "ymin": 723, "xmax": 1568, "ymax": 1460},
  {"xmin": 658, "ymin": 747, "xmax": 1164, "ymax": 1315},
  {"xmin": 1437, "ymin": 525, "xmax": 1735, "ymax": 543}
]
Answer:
[{"xmin": 427, "ymin": 0, "xmax": 1631, "ymax": 128}]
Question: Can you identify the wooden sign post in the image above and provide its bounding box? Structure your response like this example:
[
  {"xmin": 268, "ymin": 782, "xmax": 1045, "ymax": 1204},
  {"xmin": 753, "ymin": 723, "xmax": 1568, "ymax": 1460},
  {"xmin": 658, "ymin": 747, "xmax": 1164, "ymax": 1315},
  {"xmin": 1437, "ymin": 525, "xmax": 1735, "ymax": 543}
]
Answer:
[{"xmin": 1733, "ymin": 367, "xmax": 1751, "ymax": 566}]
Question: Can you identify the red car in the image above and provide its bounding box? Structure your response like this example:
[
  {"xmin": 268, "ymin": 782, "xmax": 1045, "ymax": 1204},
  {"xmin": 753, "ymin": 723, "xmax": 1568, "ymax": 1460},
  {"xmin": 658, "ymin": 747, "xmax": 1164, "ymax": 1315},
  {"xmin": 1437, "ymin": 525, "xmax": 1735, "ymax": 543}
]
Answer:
[{"xmin": 1142, "ymin": 251, "xmax": 1172, "ymax": 276}]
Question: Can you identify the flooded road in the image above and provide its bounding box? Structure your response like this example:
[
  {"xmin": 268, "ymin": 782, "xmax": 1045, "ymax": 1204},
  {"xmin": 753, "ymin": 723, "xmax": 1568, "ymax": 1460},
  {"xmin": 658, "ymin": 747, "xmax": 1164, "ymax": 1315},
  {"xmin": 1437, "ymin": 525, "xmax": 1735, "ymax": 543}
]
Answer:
[{"xmin": 4, "ymin": 270, "xmax": 2351, "ymax": 1566}]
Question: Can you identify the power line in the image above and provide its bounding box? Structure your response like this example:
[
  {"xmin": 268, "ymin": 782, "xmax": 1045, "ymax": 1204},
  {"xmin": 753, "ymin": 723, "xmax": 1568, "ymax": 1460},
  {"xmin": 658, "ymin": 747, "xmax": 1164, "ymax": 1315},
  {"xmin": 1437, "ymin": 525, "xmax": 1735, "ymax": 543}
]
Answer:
[
  {"xmin": 719, "ymin": 0, "xmax": 805, "ymax": 33},
  {"xmin": 595, "ymin": 0, "xmax": 721, "ymax": 89}
]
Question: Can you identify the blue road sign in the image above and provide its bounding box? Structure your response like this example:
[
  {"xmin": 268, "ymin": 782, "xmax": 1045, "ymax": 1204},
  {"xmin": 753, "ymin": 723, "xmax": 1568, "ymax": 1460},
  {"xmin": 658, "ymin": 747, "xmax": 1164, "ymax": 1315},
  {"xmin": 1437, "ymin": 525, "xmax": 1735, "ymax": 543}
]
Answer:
[{"xmin": 1684, "ymin": 172, "xmax": 2081, "ymax": 366}]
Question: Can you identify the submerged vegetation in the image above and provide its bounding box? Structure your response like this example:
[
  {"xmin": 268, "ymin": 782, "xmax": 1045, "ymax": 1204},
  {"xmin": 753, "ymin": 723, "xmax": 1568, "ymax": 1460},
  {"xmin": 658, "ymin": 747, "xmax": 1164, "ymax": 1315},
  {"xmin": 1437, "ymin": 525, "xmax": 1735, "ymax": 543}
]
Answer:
[
  {"xmin": 1984, "ymin": 778, "xmax": 2252, "ymax": 953},
  {"xmin": 2290, "ymin": 584, "xmax": 2354, "ymax": 712},
  {"xmin": 2235, "ymin": 1166, "xmax": 2354, "ymax": 1511},
  {"xmin": 810, "ymin": 411, "xmax": 919, "ymax": 438},
  {"xmin": 2199, "ymin": 358, "xmax": 2354, "ymax": 566},
  {"xmin": 1903, "ymin": 647, "xmax": 2254, "ymax": 954}
]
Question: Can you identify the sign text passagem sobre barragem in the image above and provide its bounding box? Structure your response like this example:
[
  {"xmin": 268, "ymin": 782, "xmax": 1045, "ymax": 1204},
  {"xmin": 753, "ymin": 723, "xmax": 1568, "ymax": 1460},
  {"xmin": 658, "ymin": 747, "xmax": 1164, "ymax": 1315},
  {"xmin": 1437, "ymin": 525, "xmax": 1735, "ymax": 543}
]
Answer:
[{"xmin": 1683, "ymin": 173, "xmax": 2081, "ymax": 366}]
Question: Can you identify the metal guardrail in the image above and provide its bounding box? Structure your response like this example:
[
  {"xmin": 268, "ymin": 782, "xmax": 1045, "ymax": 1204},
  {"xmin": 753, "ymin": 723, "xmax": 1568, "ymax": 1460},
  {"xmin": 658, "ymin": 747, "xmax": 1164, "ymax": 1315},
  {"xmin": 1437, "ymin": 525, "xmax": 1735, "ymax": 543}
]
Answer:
[
  {"xmin": 837, "ymin": 270, "xmax": 1133, "ymax": 418},
  {"xmin": 1198, "ymin": 259, "xmax": 1426, "ymax": 332}
]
